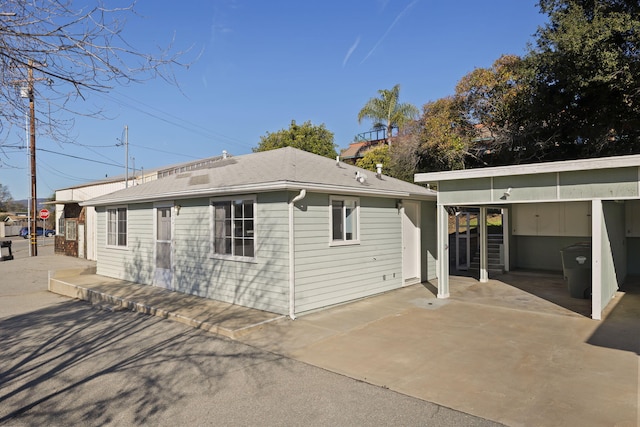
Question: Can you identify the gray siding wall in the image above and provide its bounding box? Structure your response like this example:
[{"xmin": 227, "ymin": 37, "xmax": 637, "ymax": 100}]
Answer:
[
  {"xmin": 293, "ymin": 193, "xmax": 403, "ymax": 313},
  {"xmin": 96, "ymin": 203, "xmax": 155, "ymax": 284},
  {"xmin": 96, "ymin": 193, "xmax": 290, "ymax": 314},
  {"xmin": 96, "ymin": 191, "xmax": 434, "ymax": 315}
]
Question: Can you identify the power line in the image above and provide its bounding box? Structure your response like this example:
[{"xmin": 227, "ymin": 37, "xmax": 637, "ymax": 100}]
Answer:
[
  {"xmin": 129, "ymin": 143, "xmax": 201, "ymax": 159},
  {"xmin": 3, "ymin": 144, "xmax": 124, "ymax": 167},
  {"xmin": 37, "ymin": 148, "xmax": 123, "ymax": 167},
  {"xmin": 98, "ymin": 91, "xmax": 254, "ymax": 149},
  {"xmin": 38, "ymin": 159, "xmax": 95, "ymax": 182}
]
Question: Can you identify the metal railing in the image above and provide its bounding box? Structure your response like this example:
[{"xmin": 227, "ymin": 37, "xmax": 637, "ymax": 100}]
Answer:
[{"xmin": 353, "ymin": 127, "xmax": 396, "ymax": 142}]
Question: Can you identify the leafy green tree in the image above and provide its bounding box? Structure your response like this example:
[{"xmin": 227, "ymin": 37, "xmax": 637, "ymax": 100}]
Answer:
[
  {"xmin": 355, "ymin": 145, "xmax": 390, "ymax": 173},
  {"xmin": 527, "ymin": 0, "xmax": 640, "ymax": 157},
  {"xmin": 415, "ymin": 97, "xmax": 476, "ymax": 171},
  {"xmin": 455, "ymin": 54, "xmax": 535, "ymax": 164},
  {"xmin": 358, "ymin": 84, "xmax": 419, "ymax": 145},
  {"xmin": 254, "ymin": 120, "xmax": 337, "ymax": 158}
]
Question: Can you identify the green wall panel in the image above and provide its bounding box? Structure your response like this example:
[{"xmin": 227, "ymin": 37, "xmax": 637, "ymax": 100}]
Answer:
[
  {"xmin": 493, "ymin": 174, "xmax": 557, "ymax": 202},
  {"xmin": 628, "ymin": 238, "xmax": 640, "ymax": 275},
  {"xmin": 514, "ymin": 235, "xmax": 591, "ymax": 271},
  {"xmin": 560, "ymin": 168, "xmax": 638, "ymax": 199},
  {"xmin": 438, "ymin": 178, "xmax": 492, "ymax": 204}
]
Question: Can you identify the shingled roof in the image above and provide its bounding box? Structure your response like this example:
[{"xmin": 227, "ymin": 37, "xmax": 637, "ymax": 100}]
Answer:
[{"xmin": 83, "ymin": 147, "xmax": 435, "ymax": 206}]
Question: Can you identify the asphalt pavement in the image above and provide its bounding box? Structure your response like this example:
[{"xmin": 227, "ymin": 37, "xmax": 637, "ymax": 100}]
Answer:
[{"xmin": 0, "ymin": 240, "xmax": 501, "ymax": 426}]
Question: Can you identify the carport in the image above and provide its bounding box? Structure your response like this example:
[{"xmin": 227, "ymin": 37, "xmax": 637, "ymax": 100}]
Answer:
[{"xmin": 415, "ymin": 154, "xmax": 640, "ymax": 320}]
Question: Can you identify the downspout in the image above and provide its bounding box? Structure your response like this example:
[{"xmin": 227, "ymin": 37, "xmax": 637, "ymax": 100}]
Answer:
[{"xmin": 289, "ymin": 189, "xmax": 306, "ymax": 320}]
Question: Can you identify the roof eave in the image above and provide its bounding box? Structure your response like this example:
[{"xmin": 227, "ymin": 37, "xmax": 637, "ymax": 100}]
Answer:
[{"xmin": 82, "ymin": 181, "xmax": 436, "ymax": 206}]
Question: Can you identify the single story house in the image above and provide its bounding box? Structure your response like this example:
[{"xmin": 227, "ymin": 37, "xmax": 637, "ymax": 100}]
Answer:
[
  {"xmin": 415, "ymin": 154, "xmax": 640, "ymax": 320},
  {"xmin": 84, "ymin": 147, "xmax": 438, "ymax": 318},
  {"xmin": 1, "ymin": 214, "xmax": 28, "ymax": 237}
]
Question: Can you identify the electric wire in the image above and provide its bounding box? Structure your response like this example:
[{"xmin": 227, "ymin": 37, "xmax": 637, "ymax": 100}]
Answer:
[
  {"xmin": 97, "ymin": 91, "xmax": 253, "ymax": 149},
  {"xmin": 37, "ymin": 147, "xmax": 123, "ymax": 167},
  {"xmin": 129, "ymin": 143, "xmax": 201, "ymax": 159},
  {"xmin": 3, "ymin": 144, "xmax": 122, "ymax": 167},
  {"xmin": 38, "ymin": 158, "xmax": 95, "ymax": 183}
]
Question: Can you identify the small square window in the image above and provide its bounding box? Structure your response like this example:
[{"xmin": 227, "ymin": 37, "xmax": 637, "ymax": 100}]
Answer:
[{"xmin": 330, "ymin": 196, "xmax": 359, "ymax": 245}]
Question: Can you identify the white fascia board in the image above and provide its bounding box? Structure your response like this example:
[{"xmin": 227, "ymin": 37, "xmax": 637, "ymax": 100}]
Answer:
[
  {"xmin": 436, "ymin": 195, "xmax": 640, "ymax": 207},
  {"xmin": 415, "ymin": 154, "xmax": 640, "ymax": 184}
]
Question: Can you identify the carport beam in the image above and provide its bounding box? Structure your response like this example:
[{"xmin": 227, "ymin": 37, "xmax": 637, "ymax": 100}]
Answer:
[
  {"xmin": 479, "ymin": 207, "xmax": 489, "ymax": 283},
  {"xmin": 437, "ymin": 204, "xmax": 449, "ymax": 298},
  {"xmin": 591, "ymin": 199, "xmax": 602, "ymax": 320}
]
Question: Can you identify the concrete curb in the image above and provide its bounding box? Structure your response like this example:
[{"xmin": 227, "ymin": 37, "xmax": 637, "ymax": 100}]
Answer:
[{"xmin": 48, "ymin": 273, "xmax": 284, "ymax": 340}]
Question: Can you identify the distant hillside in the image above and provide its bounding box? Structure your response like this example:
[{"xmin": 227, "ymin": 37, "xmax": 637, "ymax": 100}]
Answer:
[{"xmin": 13, "ymin": 198, "xmax": 49, "ymax": 210}]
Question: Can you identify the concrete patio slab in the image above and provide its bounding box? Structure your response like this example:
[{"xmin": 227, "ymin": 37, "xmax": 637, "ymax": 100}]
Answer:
[{"xmin": 48, "ymin": 268, "xmax": 640, "ymax": 427}]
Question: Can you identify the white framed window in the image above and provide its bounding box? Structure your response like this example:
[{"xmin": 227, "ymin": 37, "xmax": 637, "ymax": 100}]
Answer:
[
  {"xmin": 107, "ymin": 206, "xmax": 127, "ymax": 247},
  {"xmin": 330, "ymin": 196, "xmax": 360, "ymax": 245},
  {"xmin": 210, "ymin": 196, "xmax": 256, "ymax": 260}
]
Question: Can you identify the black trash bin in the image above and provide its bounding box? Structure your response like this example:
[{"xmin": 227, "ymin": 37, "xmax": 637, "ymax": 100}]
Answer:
[
  {"xmin": 560, "ymin": 242, "xmax": 591, "ymax": 299},
  {"xmin": 0, "ymin": 240, "xmax": 13, "ymax": 261}
]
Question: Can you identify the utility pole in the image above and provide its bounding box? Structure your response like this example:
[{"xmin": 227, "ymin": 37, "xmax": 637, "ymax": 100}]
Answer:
[
  {"xmin": 15, "ymin": 60, "xmax": 47, "ymax": 256},
  {"xmin": 125, "ymin": 125, "xmax": 129, "ymax": 188},
  {"xmin": 131, "ymin": 156, "xmax": 135, "ymax": 185},
  {"xmin": 28, "ymin": 60, "xmax": 38, "ymax": 256}
]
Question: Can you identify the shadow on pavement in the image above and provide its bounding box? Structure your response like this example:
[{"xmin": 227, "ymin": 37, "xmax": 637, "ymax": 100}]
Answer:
[
  {"xmin": 587, "ymin": 277, "xmax": 640, "ymax": 354},
  {"xmin": 0, "ymin": 300, "xmax": 281, "ymax": 425}
]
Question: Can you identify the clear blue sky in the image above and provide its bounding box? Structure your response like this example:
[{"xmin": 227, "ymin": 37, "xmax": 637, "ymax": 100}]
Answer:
[{"xmin": 1, "ymin": 0, "xmax": 548, "ymax": 200}]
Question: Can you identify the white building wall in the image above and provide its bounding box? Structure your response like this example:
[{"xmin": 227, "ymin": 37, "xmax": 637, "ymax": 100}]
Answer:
[
  {"xmin": 293, "ymin": 193, "xmax": 404, "ymax": 313},
  {"xmin": 95, "ymin": 194, "xmax": 291, "ymax": 314}
]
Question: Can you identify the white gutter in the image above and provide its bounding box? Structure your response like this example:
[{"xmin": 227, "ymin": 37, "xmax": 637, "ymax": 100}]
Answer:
[{"xmin": 288, "ymin": 189, "xmax": 306, "ymax": 320}]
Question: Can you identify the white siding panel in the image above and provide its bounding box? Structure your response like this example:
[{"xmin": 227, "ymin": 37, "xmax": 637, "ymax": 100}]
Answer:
[
  {"xmin": 294, "ymin": 193, "xmax": 403, "ymax": 313},
  {"xmin": 171, "ymin": 194, "xmax": 290, "ymax": 314},
  {"xmin": 96, "ymin": 193, "xmax": 290, "ymax": 314},
  {"xmin": 96, "ymin": 203, "xmax": 155, "ymax": 284}
]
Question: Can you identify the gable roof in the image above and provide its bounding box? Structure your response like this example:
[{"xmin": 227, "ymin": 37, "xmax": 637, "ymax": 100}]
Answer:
[{"xmin": 83, "ymin": 147, "xmax": 435, "ymax": 206}]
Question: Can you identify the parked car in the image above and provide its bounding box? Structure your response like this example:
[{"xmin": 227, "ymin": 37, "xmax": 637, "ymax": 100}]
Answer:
[{"xmin": 20, "ymin": 227, "xmax": 55, "ymax": 238}]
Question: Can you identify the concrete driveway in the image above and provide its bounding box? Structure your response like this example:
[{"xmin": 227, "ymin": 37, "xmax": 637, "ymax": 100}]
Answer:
[
  {"xmin": 1, "ymin": 245, "xmax": 500, "ymax": 426},
  {"xmin": 240, "ymin": 274, "xmax": 640, "ymax": 427},
  {"xmin": 48, "ymin": 257, "xmax": 640, "ymax": 426}
]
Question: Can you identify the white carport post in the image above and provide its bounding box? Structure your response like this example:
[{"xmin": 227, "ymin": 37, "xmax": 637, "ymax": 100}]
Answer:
[
  {"xmin": 479, "ymin": 207, "xmax": 489, "ymax": 283},
  {"xmin": 437, "ymin": 204, "xmax": 450, "ymax": 298},
  {"xmin": 591, "ymin": 199, "xmax": 602, "ymax": 320}
]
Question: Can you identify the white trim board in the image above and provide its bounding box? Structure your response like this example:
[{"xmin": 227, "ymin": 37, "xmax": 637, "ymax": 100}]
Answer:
[{"xmin": 416, "ymin": 154, "xmax": 640, "ymax": 183}]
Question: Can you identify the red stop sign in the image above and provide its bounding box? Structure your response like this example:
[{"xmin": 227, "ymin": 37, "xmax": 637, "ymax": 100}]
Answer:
[{"xmin": 39, "ymin": 208, "xmax": 50, "ymax": 220}]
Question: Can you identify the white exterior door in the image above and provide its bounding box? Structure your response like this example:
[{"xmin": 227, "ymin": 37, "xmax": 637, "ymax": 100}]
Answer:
[
  {"xmin": 402, "ymin": 201, "xmax": 421, "ymax": 285},
  {"xmin": 153, "ymin": 204, "xmax": 174, "ymax": 290}
]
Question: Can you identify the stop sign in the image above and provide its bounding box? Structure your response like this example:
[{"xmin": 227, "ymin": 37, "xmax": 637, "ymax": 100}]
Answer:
[{"xmin": 39, "ymin": 208, "xmax": 50, "ymax": 220}]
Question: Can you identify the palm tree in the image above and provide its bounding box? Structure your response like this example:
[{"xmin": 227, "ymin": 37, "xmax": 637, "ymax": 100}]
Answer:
[{"xmin": 357, "ymin": 84, "xmax": 419, "ymax": 147}]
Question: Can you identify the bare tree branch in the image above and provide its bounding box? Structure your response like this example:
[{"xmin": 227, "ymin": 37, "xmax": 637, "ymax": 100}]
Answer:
[{"xmin": 0, "ymin": 0, "xmax": 188, "ymax": 145}]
